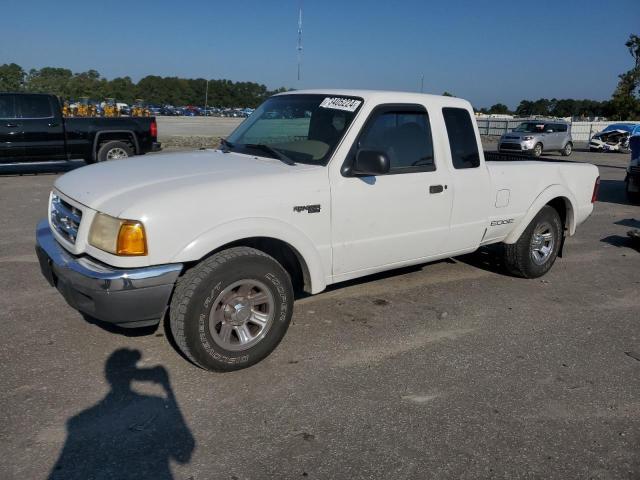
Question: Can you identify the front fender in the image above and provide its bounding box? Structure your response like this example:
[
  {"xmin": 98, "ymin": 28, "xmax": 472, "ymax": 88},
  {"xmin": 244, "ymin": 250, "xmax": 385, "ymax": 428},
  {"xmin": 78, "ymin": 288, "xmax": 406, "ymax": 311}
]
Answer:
[
  {"xmin": 170, "ymin": 217, "xmax": 328, "ymax": 294},
  {"xmin": 504, "ymin": 184, "xmax": 577, "ymax": 244}
]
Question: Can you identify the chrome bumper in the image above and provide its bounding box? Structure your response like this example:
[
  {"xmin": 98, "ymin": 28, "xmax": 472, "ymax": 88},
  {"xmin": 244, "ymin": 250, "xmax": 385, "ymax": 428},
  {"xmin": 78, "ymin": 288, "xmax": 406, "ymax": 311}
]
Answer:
[{"xmin": 35, "ymin": 219, "xmax": 182, "ymax": 328}]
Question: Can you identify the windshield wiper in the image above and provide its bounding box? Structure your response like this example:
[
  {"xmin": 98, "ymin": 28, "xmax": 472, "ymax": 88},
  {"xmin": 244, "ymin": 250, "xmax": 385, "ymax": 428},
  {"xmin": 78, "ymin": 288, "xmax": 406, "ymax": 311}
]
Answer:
[{"xmin": 244, "ymin": 143, "xmax": 296, "ymax": 166}]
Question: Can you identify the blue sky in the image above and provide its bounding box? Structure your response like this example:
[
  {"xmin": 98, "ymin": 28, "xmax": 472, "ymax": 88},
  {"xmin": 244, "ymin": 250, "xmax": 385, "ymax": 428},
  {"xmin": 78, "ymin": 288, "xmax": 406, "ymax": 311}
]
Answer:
[{"xmin": 2, "ymin": 0, "xmax": 639, "ymax": 109}]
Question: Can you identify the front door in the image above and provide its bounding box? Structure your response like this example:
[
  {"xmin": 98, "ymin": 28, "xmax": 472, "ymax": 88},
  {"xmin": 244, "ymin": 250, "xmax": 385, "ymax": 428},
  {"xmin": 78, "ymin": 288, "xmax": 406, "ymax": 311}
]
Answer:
[
  {"xmin": 331, "ymin": 104, "xmax": 452, "ymax": 278},
  {"xmin": 0, "ymin": 94, "xmax": 24, "ymax": 161}
]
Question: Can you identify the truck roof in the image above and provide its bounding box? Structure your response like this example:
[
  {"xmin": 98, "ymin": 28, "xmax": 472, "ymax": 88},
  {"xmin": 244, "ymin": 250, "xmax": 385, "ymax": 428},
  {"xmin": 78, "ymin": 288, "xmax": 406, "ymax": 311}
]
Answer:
[{"xmin": 277, "ymin": 89, "xmax": 473, "ymax": 109}]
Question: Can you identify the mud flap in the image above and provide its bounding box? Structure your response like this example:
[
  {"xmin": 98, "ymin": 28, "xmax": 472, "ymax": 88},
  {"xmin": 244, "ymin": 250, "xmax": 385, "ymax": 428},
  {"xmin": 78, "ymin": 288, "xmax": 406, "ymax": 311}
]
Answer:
[{"xmin": 558, "ymin": 231, "xmax": 566, "ymax": 258}]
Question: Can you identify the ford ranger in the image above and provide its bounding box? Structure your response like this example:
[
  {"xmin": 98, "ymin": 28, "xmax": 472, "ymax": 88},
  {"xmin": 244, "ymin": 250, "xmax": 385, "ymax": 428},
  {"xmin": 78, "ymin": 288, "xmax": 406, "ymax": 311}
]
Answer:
[{"xmin": 35, "ymin": 90, "xmax": 600, "ymax": 371}]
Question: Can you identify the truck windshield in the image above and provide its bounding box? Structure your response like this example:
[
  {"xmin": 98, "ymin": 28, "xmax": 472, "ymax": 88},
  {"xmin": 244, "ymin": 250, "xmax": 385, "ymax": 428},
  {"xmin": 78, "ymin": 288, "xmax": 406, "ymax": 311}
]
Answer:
[
  {"xmin": 513, "ymin": 122, "xmax": 546, "ymax": 133},
  {"xmin": 225, "ymin": 94, "xmax": 363, "ymax": 165}
]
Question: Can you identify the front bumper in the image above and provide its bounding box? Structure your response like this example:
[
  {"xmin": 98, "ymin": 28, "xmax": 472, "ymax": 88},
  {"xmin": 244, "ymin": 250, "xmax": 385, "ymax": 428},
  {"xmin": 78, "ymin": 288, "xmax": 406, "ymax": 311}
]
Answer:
[
  {"xmin": 35, "ymin": 220, "xmax": 182, "ymax": 328},
  {"xmin": 498, "ymin": 141, "xmax": 534, "ymax": 152}
]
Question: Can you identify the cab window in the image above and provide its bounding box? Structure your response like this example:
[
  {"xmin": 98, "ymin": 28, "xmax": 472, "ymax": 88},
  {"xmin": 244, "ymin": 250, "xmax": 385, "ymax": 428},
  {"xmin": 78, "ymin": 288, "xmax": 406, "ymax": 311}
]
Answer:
[
  {"xmin": 442, "ymin": 107, "xmax": 480, "ymax": 169},
  {"xmin": 356, "ymin": 106, "xmax": 435, "ymax": 173},
  {"xmin": 0, "ymin": 95, "xmax": 17, "ymax": 119},
  {"xmin": 18, "ymin": 95, "xmax": 53, "ymax": 119}
]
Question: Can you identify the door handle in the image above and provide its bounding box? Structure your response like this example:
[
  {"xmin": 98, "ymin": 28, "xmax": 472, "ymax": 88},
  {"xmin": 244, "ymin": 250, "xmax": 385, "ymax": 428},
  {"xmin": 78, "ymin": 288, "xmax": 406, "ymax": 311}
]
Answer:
[
  {"xmin": 429, "ymin": 185, "xmax": 444, "ymax": 194},
  {"xmin": 48, "ymin": 122, "xmax": 60, "ymax": 127},
  {"xmin": 5, "ymin": 123, "xmax": 19, "ymax": 128}
]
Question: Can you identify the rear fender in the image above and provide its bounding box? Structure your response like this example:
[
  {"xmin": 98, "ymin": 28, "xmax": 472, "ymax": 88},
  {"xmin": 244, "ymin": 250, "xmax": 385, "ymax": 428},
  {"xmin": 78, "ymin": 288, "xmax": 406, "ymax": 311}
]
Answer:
[{"xmin": 504, "ymin": 184, "xmax": 577, "ymax": 244}]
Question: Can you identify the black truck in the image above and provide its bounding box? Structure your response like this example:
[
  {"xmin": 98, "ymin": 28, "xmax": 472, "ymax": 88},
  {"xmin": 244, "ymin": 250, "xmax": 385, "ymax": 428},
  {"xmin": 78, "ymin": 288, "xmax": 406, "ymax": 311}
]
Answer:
[{"xmin": 0, "ymin": 93, "xmax": 161, "ymax": 163}]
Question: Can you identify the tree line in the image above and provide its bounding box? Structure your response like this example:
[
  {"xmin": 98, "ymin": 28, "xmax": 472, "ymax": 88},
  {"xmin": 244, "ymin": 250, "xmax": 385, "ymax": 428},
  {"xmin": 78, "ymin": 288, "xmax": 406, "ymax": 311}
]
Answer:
[
  {"xmin": 477, "ymin": 98, "xmax": 616, "ymax": 119},
  {"xmin": 0, "ymin": 64, "xmax": 288, "ymax": 108},
  {"xmin": 1, "ymin": 34, "xmax": 638, "ymax": 115}
]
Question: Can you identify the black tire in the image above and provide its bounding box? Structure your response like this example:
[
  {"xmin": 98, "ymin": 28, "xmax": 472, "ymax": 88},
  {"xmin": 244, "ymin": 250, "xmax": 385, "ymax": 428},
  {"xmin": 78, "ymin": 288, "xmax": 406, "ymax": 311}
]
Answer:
[
  {"xmin": 531, "ymin": 143, "xmax": 543, "ymax": 158},
  {"xmin": 96, "ymin": 140, "xmax": 133, "ymax": 162},
  {"xmin": 503, "ymin": 205, "xmax": 562, "ymax": 278},
  {"xmin": 169, "ymin": 247, "xmax": 294, "ymax": 371},
  {"xmin": 626, "ymin": 178, "xmax": 640, "ymax": 204},
  {"xmin": 561, "ymin": 142, "xmax": 573, "ymax": 156}
]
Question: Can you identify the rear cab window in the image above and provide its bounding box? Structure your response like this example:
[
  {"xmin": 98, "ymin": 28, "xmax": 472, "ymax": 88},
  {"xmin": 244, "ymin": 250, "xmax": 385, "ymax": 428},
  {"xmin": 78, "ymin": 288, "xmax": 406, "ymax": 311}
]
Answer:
[
  {"xmin": 442, "ymin": 107, "xmax": 480, "ymax": 169},
  {"xmin": 18, "ymin": 95, "xmax": 53, "ymax": 119}
]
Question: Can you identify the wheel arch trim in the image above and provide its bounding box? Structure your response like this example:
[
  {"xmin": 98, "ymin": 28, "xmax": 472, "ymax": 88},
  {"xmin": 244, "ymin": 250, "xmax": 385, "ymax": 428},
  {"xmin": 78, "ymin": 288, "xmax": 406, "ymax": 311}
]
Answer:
[
  {"xmin": 170, "ymin": 217, "xmax": 327, "ymax": 294},
  {"xmin": 504, "ymin": 185, "xmax": 577, "ymax": 244},
  {"xmin": 93, "ymin": 130, "xmax": 139, "ymax": 160}
]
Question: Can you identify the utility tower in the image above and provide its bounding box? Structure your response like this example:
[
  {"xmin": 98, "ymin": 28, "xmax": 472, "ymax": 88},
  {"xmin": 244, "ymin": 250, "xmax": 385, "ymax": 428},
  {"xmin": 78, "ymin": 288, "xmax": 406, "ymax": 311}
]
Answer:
[{"xmin": 297, "ymin": 4, "xmax": 303, "ymax": 82}]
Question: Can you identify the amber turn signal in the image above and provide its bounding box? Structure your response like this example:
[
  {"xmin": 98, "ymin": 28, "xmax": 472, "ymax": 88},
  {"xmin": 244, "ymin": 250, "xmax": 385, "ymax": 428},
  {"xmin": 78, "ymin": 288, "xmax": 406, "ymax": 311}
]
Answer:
[{"xmin": 117, "ymin": 222, "xmax": 147, "ymax": 256}]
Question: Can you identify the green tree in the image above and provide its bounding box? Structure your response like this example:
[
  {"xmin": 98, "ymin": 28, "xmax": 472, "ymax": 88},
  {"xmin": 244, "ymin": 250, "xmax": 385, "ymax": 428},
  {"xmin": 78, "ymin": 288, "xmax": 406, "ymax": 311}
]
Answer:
[
  {"xmin": 105, "ymin": 76, "xmax": 136, "ymax": 104},
  {"xmin": 0, "ymin": 63, "xmax": 25, "ymax": 91},
  {"xmin": 25, "ymin": 67, "xmax": 73, "ymax": 97},
  {"xmin": 488, "ymin": 103, "xmax": 510, "ymax": 114},
  {"xmin": 609, "ymin": 33, "xmax": 640, "ymax": 119}
]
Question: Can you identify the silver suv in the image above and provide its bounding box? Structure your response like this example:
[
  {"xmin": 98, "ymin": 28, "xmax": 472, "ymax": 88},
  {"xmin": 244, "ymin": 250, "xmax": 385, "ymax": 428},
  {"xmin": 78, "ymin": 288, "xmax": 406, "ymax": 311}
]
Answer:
[{"xmin": 498, "ymin": 121, "xmax": 573, "ymax": 157}]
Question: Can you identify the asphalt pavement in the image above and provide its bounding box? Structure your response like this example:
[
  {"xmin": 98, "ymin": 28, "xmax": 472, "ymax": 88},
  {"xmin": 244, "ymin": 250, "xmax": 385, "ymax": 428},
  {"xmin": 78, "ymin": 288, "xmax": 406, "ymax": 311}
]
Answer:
[{"xmin": 0, "ymin": 146, "xmax": 639, "ymax": 479}]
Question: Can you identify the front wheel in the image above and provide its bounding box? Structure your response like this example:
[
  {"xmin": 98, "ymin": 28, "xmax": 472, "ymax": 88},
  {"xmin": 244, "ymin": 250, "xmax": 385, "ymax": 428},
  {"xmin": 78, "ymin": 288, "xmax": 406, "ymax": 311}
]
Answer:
[
  {"xmin": 561, "ymin": 142, "xmax": 573, "ymax": 156},
  {"xmin": 503, "ymin": 205, "xmax": 562, "ymax": 278},
  {"xmin": 169, "ymin": 247, "xmax": 294, "ymax": 371},
  {"xmin": 531, "ymin": 143, "xmax": 543, "ymax": 158}
]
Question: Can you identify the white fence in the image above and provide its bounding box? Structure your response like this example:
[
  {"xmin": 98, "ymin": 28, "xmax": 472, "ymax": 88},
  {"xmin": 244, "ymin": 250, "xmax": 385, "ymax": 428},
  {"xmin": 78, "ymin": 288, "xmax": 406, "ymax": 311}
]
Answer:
[{"xmin": 476, "ymin": 119, "xmax": 624, "ymax": 142}]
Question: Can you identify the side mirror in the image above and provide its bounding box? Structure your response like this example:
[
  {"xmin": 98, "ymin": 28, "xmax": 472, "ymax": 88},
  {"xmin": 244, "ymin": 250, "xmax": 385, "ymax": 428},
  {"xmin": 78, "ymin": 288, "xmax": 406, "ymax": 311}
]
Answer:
[{"xmin": 351, "ymin": 149, "xmax": 390, "ymax": 176}]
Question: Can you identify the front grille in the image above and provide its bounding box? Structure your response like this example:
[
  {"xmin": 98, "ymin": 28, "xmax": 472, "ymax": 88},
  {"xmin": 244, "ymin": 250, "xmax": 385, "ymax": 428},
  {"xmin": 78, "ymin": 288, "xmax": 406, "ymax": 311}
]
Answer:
[
  {"xmin": 50, "ymin": 194, "xmax": 82, "ymax": 244},
  {"xmin": 500, "ymin": 143, "xmax": 522, "ymax": 151},
  {"xmin": 504, "ymin": 136, "xmax": 519, "ymax": 140}
]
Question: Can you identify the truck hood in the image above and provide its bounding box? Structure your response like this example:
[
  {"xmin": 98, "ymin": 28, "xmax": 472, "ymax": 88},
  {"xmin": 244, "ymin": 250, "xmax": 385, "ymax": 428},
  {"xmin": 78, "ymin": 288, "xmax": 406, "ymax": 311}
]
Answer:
[{"xmin": 54, "ymin": 149, "xmax": 318, "ymax": 216}]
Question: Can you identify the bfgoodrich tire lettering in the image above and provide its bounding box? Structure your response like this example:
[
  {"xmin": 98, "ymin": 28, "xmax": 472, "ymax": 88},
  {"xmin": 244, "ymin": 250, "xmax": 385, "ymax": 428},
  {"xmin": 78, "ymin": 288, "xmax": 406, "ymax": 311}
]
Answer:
[
  {"xmin": 169, "ymin": 247, "xmax": 294, "ymax": 371},
  {"xmin": 503, "ymin": 205, "xmax": 562, "ymax": 278}
]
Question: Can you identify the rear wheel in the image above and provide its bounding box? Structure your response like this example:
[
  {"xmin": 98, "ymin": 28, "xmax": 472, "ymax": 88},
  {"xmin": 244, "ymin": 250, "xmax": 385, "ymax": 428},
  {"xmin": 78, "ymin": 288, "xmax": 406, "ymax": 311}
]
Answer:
[
  {"xmin": 503, "ymin": 205, "xmax": 562, "ymax": 278},
  {"xmin": 97, "ymin": 140, "xmax": 133, "ymax": 162},
  {"xmin": 561, "ymin": 142, "xmax": 573, "ymax": 156},
  {"xmin": 169, "ymin": 247, "xmax": 294, "ymax": 371},
  {"xmin": 531, "ymin": 143, "xmax": 543, "ymax": 158}
]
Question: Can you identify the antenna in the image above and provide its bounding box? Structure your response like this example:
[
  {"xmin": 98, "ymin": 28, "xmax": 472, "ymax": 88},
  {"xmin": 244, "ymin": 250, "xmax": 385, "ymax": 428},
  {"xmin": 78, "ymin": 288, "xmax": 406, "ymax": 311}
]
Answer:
[{"xmin": 297, "ymin": 3, "xmax": 303, "ymax": 82}]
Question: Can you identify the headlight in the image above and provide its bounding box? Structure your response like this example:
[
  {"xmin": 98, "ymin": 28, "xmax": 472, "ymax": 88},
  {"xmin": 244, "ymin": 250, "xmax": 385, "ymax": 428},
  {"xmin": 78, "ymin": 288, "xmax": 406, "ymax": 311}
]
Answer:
[
  {"xmin": 523, "ymin": 136, "xmax": 534, "ymax": 141},
  {"xmin": 89, "ymin": 213, "xmax": 147, "ymax": 256}
]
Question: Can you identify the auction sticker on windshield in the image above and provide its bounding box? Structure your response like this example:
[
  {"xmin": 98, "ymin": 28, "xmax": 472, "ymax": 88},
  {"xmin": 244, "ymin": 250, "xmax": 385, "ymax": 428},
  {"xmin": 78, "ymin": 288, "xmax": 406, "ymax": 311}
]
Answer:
[{"xmin": 319, "ymin": 97, "xmax": 362, "ymax": 112}]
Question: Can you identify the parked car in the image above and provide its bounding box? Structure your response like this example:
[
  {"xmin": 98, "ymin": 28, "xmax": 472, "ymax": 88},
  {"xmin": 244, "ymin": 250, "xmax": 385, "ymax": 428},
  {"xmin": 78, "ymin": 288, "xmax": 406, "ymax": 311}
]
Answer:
[
  {"xmin": 0, "ymin": 93, "xmax": 161, "ymax": 163},
  {"xmin": 625, "ymin": 134, "xmax": 640, "ymax": 203},
  {"xmin": 498, "ymin": 120, "xmax": 573, "ymax": 157},
  {"xmin": 35, "ymin": 90, "xmax": 599, "ymax": 371},
  {"xmin": 589, "ymin": 123, "xmax": 640, "ymax": 153}
]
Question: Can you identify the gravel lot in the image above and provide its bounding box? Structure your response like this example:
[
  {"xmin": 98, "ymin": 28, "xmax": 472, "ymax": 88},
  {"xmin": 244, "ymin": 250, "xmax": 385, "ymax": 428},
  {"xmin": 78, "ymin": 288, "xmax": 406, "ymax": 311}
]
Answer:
[
  {"xmin": 0, "ymin": 147, "xmax": 638, "ymax": 479},
  {"xmin": 157, "ymin": 116, "xmax": 243, "ymax": 149}
]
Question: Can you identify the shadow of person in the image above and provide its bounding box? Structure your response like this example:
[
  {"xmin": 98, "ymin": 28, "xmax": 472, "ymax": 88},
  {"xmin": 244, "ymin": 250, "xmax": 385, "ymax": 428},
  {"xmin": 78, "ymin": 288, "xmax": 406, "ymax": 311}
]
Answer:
[{"xmin": 48, "ymin": 349, "xmax": 195, "ymax": 480}]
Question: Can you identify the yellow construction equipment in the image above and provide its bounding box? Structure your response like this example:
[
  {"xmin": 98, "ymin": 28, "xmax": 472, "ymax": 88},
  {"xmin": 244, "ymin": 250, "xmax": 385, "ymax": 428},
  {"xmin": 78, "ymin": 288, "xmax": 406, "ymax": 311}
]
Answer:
[
  {"xmin": 131, "ymin": 99, "xmax": 150, "ymax": 117},
  {"xmin": 76, "ymin": 97, "xmax": 90, "ymax": 117},
  {"xmin": 103, "ymin": 98, "xmax": 119, "ymax": 117}
]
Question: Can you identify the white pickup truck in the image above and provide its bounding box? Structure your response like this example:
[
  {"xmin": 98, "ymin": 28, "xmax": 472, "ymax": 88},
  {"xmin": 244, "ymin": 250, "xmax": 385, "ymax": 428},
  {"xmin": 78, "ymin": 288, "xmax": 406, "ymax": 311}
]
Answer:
[{"xmin": 35, "ymin": 90, "xmax": 600, "ymax": 371}]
